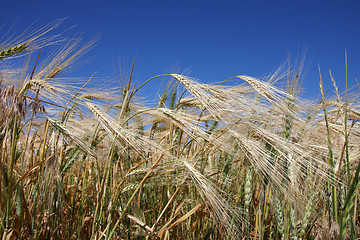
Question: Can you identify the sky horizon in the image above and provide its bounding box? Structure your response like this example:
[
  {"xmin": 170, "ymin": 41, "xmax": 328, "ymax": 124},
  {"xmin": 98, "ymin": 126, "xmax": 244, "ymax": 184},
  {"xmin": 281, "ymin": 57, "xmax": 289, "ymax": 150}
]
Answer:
[{"xmin": 1, "ymin": 0, "xmax": 360, "ymax": 100}]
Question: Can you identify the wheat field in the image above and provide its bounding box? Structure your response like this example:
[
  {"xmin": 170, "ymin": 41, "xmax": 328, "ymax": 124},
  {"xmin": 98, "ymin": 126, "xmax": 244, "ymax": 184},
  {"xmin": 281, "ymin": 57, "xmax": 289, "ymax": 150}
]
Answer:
[{"xmin": 0, "ymin": 21, "xmax": 359, "ymax": 240}]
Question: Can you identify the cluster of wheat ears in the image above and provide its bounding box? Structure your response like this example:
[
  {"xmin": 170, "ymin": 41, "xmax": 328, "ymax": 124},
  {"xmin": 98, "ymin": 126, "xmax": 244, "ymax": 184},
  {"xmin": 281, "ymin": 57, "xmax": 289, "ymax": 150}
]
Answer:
[{"xmin": 0, "ymin": 20, "xmax": 359, "ymax": 240}]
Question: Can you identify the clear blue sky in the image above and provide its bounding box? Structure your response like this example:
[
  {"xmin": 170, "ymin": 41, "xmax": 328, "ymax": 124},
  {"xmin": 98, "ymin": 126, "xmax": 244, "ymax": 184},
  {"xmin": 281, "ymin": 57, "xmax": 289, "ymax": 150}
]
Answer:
[{"xmin": 2, "ymin": 0, "xmax": 360, "ymax": 99}]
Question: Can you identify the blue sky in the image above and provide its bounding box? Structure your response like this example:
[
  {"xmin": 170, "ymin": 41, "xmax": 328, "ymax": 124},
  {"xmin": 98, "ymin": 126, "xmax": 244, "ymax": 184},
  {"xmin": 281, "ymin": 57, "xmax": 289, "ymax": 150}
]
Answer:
[{"xmin": 2, "ymin": 0, "xmax": 360, "ymax": 99}]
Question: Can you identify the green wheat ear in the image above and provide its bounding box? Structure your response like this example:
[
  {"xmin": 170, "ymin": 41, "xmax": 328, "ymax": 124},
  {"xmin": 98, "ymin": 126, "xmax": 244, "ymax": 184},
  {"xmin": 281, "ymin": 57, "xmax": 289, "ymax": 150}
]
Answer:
[
  {"xmin": 275, "ymin": 194, "xmax": 285, "ymax": 239},
  {"xmin": 0, "ymin": 44, "xmax": 28, "ymax": 60}
]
